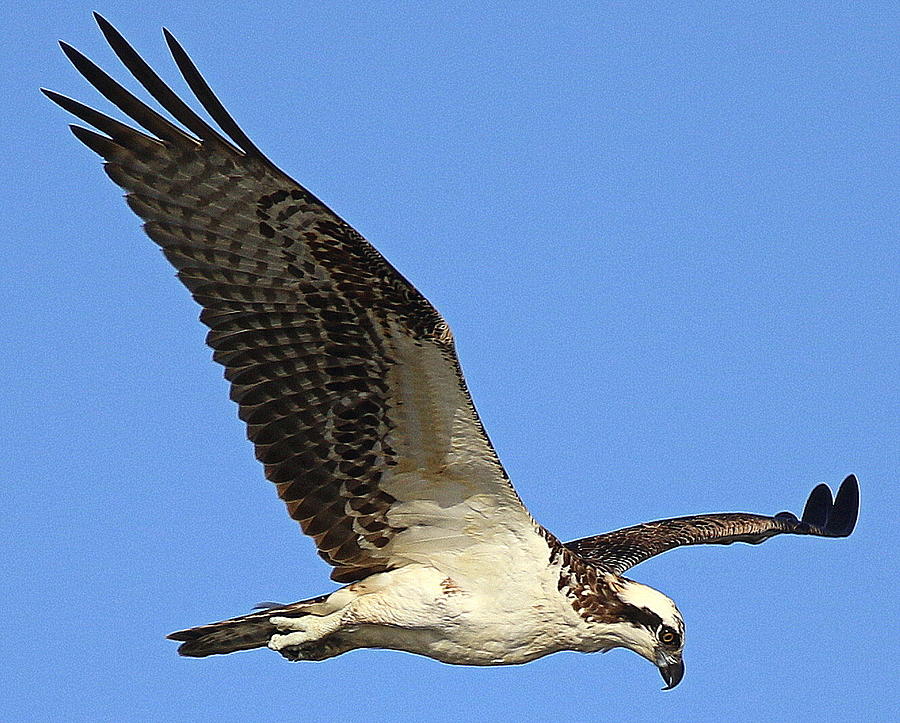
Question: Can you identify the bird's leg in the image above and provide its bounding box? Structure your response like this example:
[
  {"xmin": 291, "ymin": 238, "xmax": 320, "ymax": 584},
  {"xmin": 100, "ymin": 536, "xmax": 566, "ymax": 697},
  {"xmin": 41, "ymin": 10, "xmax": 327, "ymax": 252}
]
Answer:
[{"xmin": 267, "ymin": 612, "xmax": 346, "ymax": 661}]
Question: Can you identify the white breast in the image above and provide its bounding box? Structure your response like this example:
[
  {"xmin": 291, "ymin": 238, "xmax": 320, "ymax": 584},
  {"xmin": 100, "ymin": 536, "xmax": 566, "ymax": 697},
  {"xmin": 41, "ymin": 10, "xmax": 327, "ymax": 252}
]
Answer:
[{"xmin": 340, "ymin": 526, "xmax": 608, "ymax": 666}]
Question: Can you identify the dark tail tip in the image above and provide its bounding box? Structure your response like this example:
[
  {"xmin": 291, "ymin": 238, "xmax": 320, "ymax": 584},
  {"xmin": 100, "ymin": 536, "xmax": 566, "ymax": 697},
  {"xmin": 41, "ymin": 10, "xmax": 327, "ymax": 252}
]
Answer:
[
  {"xmin": 166, "ymin": 620, "xmax": 275, "ymax": 658},
  {"xmin": 175, "ymin": 641, "xmax": 218, "ymax": 658}
]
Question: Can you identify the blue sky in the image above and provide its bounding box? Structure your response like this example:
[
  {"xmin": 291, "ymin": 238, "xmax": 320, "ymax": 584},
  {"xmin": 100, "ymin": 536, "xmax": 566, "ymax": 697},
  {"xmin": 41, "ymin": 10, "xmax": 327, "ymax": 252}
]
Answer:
[{"xmin": 4, "ymin": 2, "xmax": 897, "ymax": 721}]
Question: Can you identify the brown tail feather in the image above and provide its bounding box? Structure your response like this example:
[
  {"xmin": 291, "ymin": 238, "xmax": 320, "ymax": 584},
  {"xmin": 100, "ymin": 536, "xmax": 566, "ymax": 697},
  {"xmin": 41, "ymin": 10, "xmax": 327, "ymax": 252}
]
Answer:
[{"xmin": 167, "ymin": 594, "xmax": 331, "ymax": 657}]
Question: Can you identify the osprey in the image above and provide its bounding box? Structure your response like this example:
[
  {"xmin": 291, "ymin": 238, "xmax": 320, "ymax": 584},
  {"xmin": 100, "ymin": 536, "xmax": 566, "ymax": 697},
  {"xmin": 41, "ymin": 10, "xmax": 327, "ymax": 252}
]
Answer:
[{"xmin": 46, "ymin": 14, "xmax": 859, "ymax": 690}]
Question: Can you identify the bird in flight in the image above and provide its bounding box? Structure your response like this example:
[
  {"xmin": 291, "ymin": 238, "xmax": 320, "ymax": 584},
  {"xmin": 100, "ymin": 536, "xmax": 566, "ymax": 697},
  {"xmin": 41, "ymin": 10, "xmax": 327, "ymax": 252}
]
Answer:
[{"xmin": 45, "ymin": 14, "xmax": 859, "ymax": 689}]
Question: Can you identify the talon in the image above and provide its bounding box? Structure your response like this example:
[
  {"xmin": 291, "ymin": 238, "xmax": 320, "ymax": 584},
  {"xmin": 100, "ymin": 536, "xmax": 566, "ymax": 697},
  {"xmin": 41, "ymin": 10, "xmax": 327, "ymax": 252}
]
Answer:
[
  {"xmin": 269, "ymin": 631, "xmax": 303, "ymax": 652},
  {"xmin": 268, "ymin": 632, "xmax": 323, "ymax": 661}
]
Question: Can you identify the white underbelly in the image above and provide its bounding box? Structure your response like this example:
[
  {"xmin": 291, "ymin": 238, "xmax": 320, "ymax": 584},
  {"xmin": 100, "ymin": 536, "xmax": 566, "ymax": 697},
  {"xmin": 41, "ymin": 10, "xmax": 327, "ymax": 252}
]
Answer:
[{"xmin": 339, "ymin": 562, "xmax": 588, "ymax": 665}]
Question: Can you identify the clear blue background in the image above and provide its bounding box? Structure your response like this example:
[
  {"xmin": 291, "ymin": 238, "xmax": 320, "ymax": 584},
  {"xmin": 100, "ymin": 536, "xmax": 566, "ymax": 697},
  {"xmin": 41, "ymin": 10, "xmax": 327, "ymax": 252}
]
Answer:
[{"xmin": 4, "ymin": 2, "xmax": 897, "ymax": 721}]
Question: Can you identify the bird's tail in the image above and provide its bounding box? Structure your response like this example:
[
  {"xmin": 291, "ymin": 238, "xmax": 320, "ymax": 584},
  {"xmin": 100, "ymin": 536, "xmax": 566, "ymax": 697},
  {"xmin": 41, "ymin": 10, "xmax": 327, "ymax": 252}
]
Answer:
[{"xmin": 167, "ymin": 593, "xmax": 331, "ymax": 657}]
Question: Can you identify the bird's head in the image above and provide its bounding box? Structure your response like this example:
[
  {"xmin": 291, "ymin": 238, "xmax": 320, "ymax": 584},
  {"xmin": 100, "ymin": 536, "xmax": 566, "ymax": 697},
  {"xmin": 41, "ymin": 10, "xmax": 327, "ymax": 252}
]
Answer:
[{"xmin": 608, "ymin": 578, "xmax": 685, "ymax": 689}]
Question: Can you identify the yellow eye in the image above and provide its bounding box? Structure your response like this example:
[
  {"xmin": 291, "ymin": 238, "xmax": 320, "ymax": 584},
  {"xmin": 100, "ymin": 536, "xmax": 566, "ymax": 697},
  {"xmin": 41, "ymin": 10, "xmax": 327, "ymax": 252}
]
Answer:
[{"xmin": 659, "ymin": 627, "xmax": 679, "ymax": 646}]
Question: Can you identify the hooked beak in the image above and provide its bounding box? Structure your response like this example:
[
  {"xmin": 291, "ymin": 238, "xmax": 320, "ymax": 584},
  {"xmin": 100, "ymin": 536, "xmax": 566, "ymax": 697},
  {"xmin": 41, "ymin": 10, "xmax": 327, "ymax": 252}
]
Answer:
[{"xmin": 657, "ymin": 655, "xmax": 685, "ymax": 690}]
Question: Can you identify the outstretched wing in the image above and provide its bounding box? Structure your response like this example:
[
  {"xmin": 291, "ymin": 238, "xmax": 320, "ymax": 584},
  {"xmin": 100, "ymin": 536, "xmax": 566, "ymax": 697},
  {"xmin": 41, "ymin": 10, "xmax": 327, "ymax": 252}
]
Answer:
[
  {"xmin": 565, "ymin": 475, "xmax": 859, "ymax": 575},
  {"xmin": 46, "ymin": 14, "xmax": 537, "ymax": 583}
]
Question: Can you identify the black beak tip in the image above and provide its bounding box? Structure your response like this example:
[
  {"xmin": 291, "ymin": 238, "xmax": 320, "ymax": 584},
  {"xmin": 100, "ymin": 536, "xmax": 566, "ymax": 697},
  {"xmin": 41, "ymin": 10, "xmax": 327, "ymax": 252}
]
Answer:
[{"xmin": 660, "ymin": 659, "xmax": 685, "ymax": 690}]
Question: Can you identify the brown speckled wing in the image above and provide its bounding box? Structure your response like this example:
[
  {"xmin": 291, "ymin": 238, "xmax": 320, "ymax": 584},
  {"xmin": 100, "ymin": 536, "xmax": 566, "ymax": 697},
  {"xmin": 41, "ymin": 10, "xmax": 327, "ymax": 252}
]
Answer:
[
  {"xmin": 566, "ymin": 475, "xmax": 858, "ymax": 575},
  {"xmin": 47, "ymin": 15, "xmax": 528, "ymax": 583}
]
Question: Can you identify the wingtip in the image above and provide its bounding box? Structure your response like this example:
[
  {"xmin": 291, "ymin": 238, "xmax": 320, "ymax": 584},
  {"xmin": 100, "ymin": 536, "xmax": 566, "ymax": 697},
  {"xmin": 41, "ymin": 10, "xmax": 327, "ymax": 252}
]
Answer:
[
  {"xmin": 801, "ymin": 483, "xmax": 832, "ymax": 527},
  {"xmin": 93, "ymin": 12, "xmax": 120, "ymax": 41},
  {"xmin": 58, "ymin": 39, "xmax": 98, "ymax": 74},
  {"xmin": 41, "ymin": 87, "xmax": 76, "ymax": 107},
  {"xmin": 161, "ymin": 28, "xmax": 192, "ymax": 75},
  {"xmin": 799, "ymin": 475, "xmax": 859, "ymax": 538},
  {"xmin": 829, "ymin": 474, "xmax": 859, "ymax": 537},
  {"xmin": 161, "ymin": 27, "xmax": 182, "ymax": 56},
  {"xmin": 41, "ymin": 87, "xmax": 70, "ymax": 111}
]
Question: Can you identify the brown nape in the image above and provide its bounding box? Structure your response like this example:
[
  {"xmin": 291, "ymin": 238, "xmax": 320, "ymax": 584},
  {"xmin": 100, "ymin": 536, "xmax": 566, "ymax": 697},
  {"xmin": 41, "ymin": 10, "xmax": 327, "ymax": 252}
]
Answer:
[{"xmin": 554, "ymin": 548, "xmax": 635, "ymax": 625}]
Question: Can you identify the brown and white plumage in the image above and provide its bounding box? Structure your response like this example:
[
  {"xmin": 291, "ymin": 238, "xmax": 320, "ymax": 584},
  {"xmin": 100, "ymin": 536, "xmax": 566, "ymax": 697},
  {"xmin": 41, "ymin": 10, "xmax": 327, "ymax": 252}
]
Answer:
[
  {"xmin": 45, "ymin": 14, "xmax": 859, "ymax": 688},
  {"xmin": 48, "ymin": 14, "xmax": 529, "ymax": 585}
]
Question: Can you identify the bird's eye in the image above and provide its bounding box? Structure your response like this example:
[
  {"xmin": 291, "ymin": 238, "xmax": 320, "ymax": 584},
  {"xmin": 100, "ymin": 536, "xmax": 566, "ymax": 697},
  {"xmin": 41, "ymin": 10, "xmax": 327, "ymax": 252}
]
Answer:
[{"xmin": 658, "ymin": 626, "xmax": 679, "ymax": 646}]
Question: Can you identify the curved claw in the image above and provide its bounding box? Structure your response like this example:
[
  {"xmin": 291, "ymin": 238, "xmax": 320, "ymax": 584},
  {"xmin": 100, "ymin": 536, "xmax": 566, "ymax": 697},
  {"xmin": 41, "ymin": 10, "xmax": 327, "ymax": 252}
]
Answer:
[
  {"xmin": 252, "ymin": 601, "xmax": 286, "ymax": 611},
  {"xmin": 799, "ymin": 474, "xmax": 859, "ymax": 537}
]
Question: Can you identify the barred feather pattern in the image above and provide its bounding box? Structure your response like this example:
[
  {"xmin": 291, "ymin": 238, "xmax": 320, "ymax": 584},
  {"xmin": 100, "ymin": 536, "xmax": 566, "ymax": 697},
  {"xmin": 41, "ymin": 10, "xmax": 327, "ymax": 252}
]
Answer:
[{"xmin": 45, "ymin": 18, "xmax": 525, "ymax": 584}]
